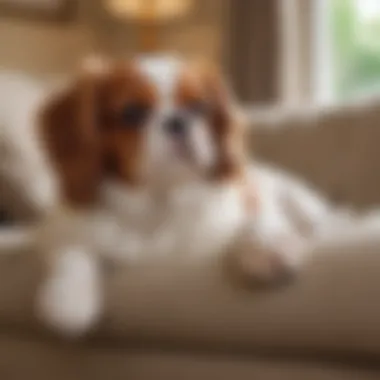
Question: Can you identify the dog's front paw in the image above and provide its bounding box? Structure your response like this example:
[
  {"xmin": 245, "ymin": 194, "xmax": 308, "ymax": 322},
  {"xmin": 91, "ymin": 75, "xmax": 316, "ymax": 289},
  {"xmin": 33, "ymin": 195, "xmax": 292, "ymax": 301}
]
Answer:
[
  {"xmin": 36, "ymin": 248, "xmax": 102, "ymax": 337},
  {"xmin": 233, "ymin": 230, "xmax": 307, "ymax": 287}
]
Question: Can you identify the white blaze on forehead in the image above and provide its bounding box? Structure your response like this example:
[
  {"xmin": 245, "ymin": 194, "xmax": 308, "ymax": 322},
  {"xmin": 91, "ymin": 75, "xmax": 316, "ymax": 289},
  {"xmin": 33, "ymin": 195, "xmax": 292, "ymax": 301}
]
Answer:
[{"xmin": 136, "ymin": 55, "xmax": 184, "ymax": 99}]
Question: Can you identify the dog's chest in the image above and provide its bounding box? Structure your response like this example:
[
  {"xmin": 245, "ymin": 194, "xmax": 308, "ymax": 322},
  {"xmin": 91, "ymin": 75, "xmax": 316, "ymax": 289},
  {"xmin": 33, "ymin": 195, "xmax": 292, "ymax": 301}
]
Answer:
[{"xmin": 95, "ymin": 186, "xmax": 244, "ymax": 262}]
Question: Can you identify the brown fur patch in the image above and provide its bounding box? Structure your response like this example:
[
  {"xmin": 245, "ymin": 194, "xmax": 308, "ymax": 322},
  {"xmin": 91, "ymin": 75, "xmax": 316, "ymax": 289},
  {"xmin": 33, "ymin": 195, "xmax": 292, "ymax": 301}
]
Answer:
[
  {"xmin": 40, "ymin": 61, "xmax": 156, "ymax": 207},
  {"xmin": 176, "ymin": 62, "xmax": 246, "ymax": 181},
  {"xmin": 100, "ymin": 63, "xmax": 156, "ymax": 184}
]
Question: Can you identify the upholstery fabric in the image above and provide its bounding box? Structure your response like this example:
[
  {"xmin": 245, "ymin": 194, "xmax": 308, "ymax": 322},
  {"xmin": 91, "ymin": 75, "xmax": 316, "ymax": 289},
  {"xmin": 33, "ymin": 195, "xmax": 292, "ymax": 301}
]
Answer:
[{"xmin": 251, "ymin": 96, "xmax": 380, "ymax": 207}]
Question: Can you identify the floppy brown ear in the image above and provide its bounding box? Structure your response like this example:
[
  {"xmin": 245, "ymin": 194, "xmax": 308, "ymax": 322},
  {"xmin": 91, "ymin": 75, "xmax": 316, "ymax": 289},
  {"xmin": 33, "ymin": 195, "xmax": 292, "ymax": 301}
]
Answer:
[
  {"xmin": 199, "ymin": 62, "xmax": 247, "ymax": 180},
  {"xmin": 39, "ymin": 71, "xmax": 103, "ymax": 207}
]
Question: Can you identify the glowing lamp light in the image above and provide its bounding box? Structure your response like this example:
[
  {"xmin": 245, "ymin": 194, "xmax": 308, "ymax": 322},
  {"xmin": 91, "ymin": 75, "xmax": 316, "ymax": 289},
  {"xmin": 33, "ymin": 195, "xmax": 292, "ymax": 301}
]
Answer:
[
  {"xmin": 105, "ymin": 0, "xmax": 192, "ymax": 51},
  {"xmin": 106, "ymin": 0, "xmax": 192, "ymax": 22}
]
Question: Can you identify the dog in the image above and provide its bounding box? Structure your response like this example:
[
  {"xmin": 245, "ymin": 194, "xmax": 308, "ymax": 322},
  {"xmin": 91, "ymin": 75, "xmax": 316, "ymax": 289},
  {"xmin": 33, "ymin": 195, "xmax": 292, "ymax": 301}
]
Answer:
[{"xmin": 34, "ymin": 56, "xmax": 326, "ymax": 337}]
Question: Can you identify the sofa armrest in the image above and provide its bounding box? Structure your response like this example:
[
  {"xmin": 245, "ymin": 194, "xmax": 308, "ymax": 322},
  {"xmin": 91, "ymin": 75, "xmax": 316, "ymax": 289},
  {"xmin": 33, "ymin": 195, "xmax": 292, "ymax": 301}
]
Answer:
[
  {"xmin": 0, "ymin": 216, "xmax": 380, "ymax": 362},
  {"xmin": 250, "ymin": 96, "xmax": 380, "ymax": 207}
]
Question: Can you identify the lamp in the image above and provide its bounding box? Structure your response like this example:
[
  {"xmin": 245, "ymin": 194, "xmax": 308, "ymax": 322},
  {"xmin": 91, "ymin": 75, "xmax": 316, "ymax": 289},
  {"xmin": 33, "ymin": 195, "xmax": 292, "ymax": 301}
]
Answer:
[{"xmin": 106, "ymin": 0, "xmax": 192, "ymax": 52}]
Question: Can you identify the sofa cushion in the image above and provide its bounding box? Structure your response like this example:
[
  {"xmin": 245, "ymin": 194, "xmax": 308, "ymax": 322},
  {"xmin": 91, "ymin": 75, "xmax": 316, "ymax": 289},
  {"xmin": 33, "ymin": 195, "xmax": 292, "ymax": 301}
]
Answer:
[
  {"xmin": 0, "ymin": 71, "xmax": 57, "ymax": 222},
  {"xmin": 0, "ymin": 215, "xmax": 379, "ymax": 361}
]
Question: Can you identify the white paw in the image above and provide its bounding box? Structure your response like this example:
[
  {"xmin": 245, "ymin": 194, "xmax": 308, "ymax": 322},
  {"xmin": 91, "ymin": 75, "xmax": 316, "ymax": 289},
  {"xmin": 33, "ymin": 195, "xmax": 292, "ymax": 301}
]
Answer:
[
  {"xmin": 36, "ymin": 248, "xmax": 102, "ymax": 337},
  {"xmin": 235, "ymin": 229, "xmax": 307, "ymax": 286}
]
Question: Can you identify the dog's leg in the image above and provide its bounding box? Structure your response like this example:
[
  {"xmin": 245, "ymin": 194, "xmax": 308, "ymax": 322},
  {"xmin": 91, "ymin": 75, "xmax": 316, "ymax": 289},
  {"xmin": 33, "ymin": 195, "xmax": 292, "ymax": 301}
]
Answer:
[
  {"xmin": 232, "ymin": 216, "xmax": 309, "ymax": 287},
  {"xmin": 36, "ymin": 246, "xmax": 102, "ymax": 337}
]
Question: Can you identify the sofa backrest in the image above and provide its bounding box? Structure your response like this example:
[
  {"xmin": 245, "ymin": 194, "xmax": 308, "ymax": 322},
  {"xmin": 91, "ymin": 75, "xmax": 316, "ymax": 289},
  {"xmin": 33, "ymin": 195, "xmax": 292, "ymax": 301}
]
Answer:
[{"xmin": 250, "ymin": 97, "xmax": 380, "ymax": 208}]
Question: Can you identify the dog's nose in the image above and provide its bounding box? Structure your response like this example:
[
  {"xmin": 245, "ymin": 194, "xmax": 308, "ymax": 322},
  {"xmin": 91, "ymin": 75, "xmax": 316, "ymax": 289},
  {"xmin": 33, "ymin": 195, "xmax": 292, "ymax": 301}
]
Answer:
[{"xmin": 165, "ymin": 115, "xmax": 187, "ymax": 136}]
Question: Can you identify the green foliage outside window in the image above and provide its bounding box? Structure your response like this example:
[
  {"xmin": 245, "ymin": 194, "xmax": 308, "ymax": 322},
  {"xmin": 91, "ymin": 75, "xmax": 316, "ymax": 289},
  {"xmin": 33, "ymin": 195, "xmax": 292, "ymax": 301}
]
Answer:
[{"xmin": 330, "ymin": 0, "xmax": 380, "ymax": 99}]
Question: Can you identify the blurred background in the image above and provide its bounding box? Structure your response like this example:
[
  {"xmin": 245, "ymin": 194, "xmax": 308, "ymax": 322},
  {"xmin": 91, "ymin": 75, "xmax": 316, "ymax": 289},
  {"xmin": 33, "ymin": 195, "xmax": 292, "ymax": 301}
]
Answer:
[
  {"xmin": 1, "ymin": 4, "xmax": 380, "ymax": 377},
  {"xmin": 0, "ymin": 0, "xmax": 379, "ymax": 107}
]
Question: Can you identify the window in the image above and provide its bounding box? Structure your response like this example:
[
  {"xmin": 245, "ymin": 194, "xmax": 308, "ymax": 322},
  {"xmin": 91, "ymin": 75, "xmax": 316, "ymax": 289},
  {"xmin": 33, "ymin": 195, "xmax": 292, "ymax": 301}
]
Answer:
[{"xmin": 326, "ymin": 0, "xmax": 380, "ymax": 101}]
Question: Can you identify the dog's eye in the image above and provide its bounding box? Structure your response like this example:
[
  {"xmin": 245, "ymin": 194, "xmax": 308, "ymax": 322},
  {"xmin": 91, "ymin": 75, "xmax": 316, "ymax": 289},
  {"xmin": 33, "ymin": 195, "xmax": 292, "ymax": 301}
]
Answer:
[
  {"xmin": 120, "ymin": 104, "xmax": 151, "ymax": 127},
  {"xmin": 186, "ymin": 100, "xmax": 209, "ymax": 116}
]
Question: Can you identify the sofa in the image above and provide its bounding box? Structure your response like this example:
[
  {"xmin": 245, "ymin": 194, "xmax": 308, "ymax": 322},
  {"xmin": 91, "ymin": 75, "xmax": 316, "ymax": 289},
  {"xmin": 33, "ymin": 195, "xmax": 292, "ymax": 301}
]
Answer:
[{"xmin": 1, "ymin": 71, "xmax": 380, "ymax": 379}]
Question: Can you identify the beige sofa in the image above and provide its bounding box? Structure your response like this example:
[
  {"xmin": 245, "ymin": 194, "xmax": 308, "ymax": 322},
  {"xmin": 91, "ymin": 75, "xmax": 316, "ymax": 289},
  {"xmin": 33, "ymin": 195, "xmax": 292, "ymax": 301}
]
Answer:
[{"xmin": 1, "ymin": 82, "xmax": 380, "ymax": 379}]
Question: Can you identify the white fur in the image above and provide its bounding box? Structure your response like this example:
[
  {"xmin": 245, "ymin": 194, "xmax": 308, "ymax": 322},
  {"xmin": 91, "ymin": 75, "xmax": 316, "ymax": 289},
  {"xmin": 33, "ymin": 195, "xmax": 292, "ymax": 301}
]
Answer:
[
  {"xmin": 36, "ymin": 247, "xmax": 101, "ymax": 337},
  {"xmin": 35, "ymin": 181, "xmax": 246, "ymax": 335},
  {"xmin": 36, "ymin": 164, "xmax": 330, "ymax": 336},
  {"xmin": 138, "ymin": 56, "xmax": 218, "ymax": 185},
  {"xmin": 233, "ymin": 164, "xmax": 331, "ymax": 281},
  {"xmin": 137, "ymin": 55, "xmax": 183, "ymax": 98},
  {"xmin": 36, "ymin": 57, "xmax": 331, "ymax": 336},
  {"xmin": 37, "ymin": 181, "xmax": 245, "ymax": 263}
]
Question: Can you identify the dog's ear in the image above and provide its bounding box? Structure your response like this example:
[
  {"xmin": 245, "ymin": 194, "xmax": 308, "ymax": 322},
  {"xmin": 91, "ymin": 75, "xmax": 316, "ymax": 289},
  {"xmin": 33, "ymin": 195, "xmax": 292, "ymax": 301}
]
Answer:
[
  {"xmin": 197, "ymin": 60, "xmax": 247, "ymax": 180},
  {"xmin": 39, "ymin": 65, "xmax": 106, "ymax": 207}
]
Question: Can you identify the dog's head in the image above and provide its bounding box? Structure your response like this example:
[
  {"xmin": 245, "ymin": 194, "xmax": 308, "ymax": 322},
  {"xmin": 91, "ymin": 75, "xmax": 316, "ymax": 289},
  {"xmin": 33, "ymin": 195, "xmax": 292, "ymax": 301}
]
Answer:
[{"xmin": 40, "ymin": 56, "xmax": 247, "ymax": 207}]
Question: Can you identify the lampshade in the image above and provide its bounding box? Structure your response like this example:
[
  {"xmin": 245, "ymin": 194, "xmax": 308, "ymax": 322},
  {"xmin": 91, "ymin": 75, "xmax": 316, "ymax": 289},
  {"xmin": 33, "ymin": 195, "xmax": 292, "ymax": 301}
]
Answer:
[{"xmin": 106, "ymin": 0, "xmax": 192, "ymax": 22}]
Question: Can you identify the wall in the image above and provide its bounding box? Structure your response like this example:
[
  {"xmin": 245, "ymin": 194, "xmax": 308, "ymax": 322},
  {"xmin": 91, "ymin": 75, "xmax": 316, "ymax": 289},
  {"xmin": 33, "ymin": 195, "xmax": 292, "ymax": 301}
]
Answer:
[
  {"xmin": 0, "ymin": 1, "xmax": 96, "ymax": 75},
  {"xmin": 0, "ymin": 0, "xmax": 224, "ymax": 76}
]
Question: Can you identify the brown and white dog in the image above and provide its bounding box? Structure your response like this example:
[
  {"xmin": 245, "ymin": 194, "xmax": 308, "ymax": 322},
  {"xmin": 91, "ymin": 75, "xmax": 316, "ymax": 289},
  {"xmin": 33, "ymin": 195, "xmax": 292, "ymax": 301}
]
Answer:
[{"xmin": 35, "ymin": 56, "xmax": 321, "ymax": 337}]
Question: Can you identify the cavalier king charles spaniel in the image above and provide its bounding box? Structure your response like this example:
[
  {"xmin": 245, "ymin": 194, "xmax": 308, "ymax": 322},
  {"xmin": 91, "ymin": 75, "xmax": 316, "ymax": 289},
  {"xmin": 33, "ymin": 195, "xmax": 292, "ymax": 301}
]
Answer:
[{"xmin": 34, "ymin": 56, "xmax": 313, "ymax": 337}]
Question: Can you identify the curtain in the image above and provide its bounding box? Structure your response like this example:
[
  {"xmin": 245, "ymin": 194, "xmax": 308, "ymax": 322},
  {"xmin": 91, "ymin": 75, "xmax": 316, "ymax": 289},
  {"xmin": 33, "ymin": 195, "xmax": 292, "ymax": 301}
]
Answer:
[{"xmin": 225, "ymin": 0, "xmax": 279, "ymax": 104}]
